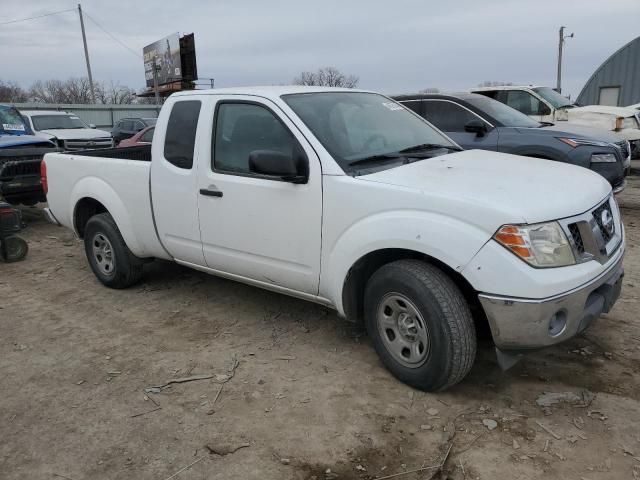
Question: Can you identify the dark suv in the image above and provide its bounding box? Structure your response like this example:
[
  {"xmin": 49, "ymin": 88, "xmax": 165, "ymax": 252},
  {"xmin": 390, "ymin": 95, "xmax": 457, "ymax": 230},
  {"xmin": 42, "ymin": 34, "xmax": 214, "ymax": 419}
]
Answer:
[
  {"xmin": 393, "ymin": 93, "xmax": 630, "ymax": 193},
  {"xmin": 111, "ymin": 117, "xmax": 157, "ymax": 143}
]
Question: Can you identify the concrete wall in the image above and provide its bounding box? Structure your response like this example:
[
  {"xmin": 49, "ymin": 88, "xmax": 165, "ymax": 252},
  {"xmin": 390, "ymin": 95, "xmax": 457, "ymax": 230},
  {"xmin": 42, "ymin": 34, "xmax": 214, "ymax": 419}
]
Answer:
[{"xmin": 11, "ymin": 103, "xmax": 160, "ymax": 129}]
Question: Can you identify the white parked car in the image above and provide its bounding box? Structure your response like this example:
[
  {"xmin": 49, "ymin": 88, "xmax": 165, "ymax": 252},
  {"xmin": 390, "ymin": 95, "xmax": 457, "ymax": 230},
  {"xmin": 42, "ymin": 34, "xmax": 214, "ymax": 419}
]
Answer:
[
  {"xmin": 470, "ymin": 86, "xmax": 640, "ymax": 157},
  {"xmin": 21, "ymin": 110, "xmax": 114, "ymax": 151},
  {"xmin": 42, "ymin": 87, "xmax": 625, "ymax": 391}
]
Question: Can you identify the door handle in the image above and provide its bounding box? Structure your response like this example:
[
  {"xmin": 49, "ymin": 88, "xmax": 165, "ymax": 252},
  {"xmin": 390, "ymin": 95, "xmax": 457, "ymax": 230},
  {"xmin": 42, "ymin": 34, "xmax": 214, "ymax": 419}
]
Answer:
[{"xmin": 199, "ymin": 188, "xmax": 223, "ymax": 197}]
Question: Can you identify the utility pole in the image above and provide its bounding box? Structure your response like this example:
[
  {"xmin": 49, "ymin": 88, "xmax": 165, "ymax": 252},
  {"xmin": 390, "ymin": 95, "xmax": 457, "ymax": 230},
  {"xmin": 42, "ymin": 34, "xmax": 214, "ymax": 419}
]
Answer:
[
  {"xmin": 556, "ymin": 26, "xmax": 574, "ymax": 93},
  {"xmin": 77, "ymin": 3, "xmax": 96, "ymax": 103}
]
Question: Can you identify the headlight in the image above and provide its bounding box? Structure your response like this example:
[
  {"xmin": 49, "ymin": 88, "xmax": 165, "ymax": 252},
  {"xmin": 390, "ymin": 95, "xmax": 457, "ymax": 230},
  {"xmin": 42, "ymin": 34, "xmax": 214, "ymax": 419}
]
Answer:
[
  {"xmin": 590, "ymin": 153, "xmax": 617, "ymax": 163},
  {"xmin": 615, "ymin": 116, "xmax": 639, "ymax": 130},
  {"xmin": 494, "ymin": 222, "xmax": 575, "ymax": 268},
  {"xmin": 558, "ymin": 137, "xmax": 612, "ymax": 148}
]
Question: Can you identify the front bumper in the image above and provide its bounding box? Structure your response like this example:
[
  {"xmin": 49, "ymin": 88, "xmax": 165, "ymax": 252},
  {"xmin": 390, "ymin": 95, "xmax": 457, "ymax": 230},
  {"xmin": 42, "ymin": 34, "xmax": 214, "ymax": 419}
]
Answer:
[{"xmin": 478, "ymin": 250, "xmax": 624, "ymax": 350}]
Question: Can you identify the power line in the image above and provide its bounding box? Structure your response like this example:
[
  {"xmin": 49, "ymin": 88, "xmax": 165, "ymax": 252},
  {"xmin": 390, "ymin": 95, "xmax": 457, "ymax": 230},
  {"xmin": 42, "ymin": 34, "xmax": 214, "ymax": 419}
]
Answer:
[
  {"xmin": 82, "ymin": 10, "xmax": 142, "ymax": 59},
  {"xmin": 0, "ymin": 8, "xmax": 75, "ymax": 26}
]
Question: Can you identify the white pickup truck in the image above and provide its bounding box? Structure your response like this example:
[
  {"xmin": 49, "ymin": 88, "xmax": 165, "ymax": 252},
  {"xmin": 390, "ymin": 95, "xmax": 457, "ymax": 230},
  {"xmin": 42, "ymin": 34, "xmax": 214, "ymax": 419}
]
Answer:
[{"xmin": 42, "ymin": 86, "xmax": 625, "ymax": 391}]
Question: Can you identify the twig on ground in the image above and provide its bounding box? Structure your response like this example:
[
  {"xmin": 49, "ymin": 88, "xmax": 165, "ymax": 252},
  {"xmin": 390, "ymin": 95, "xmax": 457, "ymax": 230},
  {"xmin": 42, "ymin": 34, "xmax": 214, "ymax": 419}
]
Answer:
[
  {"xmin": 459, "ymin": 458, "xmax": 466, "ymax": 479},
  {"xmin": 213, "ymin": 384, "xmax": 224, "ymax": 405},
  {"xmin": 147, "ymin": 374, "xmax": 216, "ymax": 390},
  {"xmin": 375, "ymin": 436, "xmax": 455, "ymax": 480},
  {"xmin": 144, "ymin": 390, "xmax": 160, "ymax": 406},
  {"xmin": 163, "ymin": 456, "xmax": 205, "ymax": 480},
  {"xmin": 373, "ymin": 465, "xmax": 441, "ymax": 480},
  {"xmin": 130, "ymin": 406, "xmax": 162, "ymax": 418},
  {"xmin": 53, "ymin": 474, "xmax": 75, "ymax": 480},
  {"xmin": 536, "ymin": 421, "xmax": 562, "ymax": 440}
]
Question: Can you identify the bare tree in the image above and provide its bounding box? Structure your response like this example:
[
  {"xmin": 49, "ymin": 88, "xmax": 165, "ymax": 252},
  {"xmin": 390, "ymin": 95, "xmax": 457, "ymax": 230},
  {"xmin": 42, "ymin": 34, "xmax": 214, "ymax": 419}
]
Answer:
[
  {"xmin": 293, "ymin": 67, "xmax": 359, "ymax": 88},
  {"xmin": 477, "ymin": 81, "xmax": 513, "ymax": 87},
  {"xmin": 0, "ymin": 81, "xmax": 28, "ymax": 103},
  {"xmin": 419, "ymin": 87, "xmax": 440, "ymax": 93},
  {"xmin": 95, "ymin": 81, "xmax": 137, "ymax": 104},
  {"xmin": 29, "ymin": 78, "xmax": 94, "ymax": 104}
]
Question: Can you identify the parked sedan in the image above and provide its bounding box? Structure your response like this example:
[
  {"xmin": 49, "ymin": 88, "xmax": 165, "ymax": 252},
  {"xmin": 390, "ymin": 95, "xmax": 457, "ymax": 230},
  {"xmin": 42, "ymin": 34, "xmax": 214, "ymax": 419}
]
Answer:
[
  {"xmin": 394, "ymin": 93, "xmax": 630, "ymax": 192},
  {"xmin": 111, "ymin": 117, "xmax": 157, "ymax": 143},
  {"xmin": 118, "ymin": 126, "xmax": 154, "ymax": 147}
]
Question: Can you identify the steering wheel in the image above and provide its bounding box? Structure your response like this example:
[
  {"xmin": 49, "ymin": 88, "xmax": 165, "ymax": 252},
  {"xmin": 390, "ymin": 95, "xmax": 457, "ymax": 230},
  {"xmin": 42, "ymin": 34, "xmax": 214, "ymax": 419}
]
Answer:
[{"xmin": 363, "ymin": 134, "xmax": 388, "ymax": 150}]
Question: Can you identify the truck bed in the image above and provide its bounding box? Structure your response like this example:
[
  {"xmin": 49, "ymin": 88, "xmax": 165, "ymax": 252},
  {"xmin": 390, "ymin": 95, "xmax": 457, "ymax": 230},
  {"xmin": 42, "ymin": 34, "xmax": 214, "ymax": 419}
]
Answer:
[
  {"xmin": 44, "ymin": 147, "xmax": 168, "ymax": 259},
  {"xmin": 68, "ymin": 145, "xmax": 152, "ymax": 161}
]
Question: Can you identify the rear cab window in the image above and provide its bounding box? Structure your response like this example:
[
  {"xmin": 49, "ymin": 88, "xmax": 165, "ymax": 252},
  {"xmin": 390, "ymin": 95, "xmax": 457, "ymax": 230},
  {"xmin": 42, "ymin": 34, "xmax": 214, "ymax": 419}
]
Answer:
[{"xmin": 164, "ymin": 100, "xmax": 202, "ymax": 169}]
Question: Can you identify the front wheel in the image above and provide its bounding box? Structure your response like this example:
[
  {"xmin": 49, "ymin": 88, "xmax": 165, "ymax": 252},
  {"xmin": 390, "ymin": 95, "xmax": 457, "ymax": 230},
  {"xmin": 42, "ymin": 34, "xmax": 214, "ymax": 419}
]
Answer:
[
  {"xmin": 84, "ymin": 213, "xmax": 143, "ymax": 288},
  {"xmin": 364, "ymin": 260, "xmax": 477, "ymax": 391}
]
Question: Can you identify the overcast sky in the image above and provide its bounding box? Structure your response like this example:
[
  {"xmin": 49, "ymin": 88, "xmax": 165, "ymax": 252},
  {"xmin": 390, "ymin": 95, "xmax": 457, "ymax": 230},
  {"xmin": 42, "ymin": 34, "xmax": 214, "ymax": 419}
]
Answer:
[{"xmin": 1, "ymin": 0, "xmax": 638, "ymax": 100}]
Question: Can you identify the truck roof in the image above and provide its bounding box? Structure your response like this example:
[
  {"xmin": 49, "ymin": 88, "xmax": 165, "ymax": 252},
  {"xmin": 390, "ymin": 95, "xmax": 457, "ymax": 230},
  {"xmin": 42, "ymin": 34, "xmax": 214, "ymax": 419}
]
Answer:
[
  {"xmin": 173, "ymin": 85, "xmax": 372, "ymax": 100},
  {"xmin": 21, "ymin": 110, "xmax": 71, "ymax": 116},
  {"xmin": 471, "ymin": 85, "xmax": 542, "ymax": 91}
]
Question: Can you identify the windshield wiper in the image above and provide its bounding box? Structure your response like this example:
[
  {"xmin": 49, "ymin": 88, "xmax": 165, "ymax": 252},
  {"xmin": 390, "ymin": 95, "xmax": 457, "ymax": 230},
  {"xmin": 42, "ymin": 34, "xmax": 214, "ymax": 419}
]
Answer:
[
  {"xmin": 348, "ymin": 153, "xmax": 404, "ymax": 167},
  {"xmin": 398, "ymin": 143, "xmax": 461, "ymax": 154},
  {"xmin": 538, "ymin": 121, "xmax": 555, "ymax": 127}
]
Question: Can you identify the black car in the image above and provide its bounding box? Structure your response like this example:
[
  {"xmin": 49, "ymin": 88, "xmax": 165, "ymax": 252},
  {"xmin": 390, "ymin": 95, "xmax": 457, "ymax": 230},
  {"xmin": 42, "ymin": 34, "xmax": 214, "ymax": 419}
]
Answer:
[
  {"xmin": 393, "ymin": 93, "xmax": 630, "ymax": 193},
  {"xmin": 111, "ymin": 117, "xmax": 157, "ymax": 143}
]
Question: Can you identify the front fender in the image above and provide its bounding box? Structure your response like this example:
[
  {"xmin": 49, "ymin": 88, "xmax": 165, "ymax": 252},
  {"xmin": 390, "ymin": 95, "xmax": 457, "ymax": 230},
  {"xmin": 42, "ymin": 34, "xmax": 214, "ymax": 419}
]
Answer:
[
  {"xmin": 70, "ymin": 176, "xmax": 145, "ymax": 257},
  {"xmin": 320, "ymin": 210, "xmax": 492, "ymax": 315}
]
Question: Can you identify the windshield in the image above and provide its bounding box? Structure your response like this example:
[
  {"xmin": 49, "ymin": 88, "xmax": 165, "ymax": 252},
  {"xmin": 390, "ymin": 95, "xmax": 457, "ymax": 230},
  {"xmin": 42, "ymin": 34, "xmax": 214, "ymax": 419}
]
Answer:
[
  {"xmin": 466, "ymin": 95, "xmax": 541, "ymax": 128},
  {"xmin": 532, "ymin": 87, "xmax": 575, "ymax": 109},
  {"xmin": 32, "ymin": 114, "xmax": 88, "ymax": 130},
  {"xmin": 282, "ymin": 92, "xmax": 457, "ymax": 173},
  {"xmin": 0, "ymin": 106, "xmax": 31, "ymax": 135}
]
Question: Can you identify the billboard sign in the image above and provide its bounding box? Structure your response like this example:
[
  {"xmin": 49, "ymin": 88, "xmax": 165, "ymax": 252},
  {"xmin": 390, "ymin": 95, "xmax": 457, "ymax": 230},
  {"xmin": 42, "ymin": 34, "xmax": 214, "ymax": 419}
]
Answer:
[{"xmin": 143, "ymin": 33, "xmax": 182, "ymax": 87}]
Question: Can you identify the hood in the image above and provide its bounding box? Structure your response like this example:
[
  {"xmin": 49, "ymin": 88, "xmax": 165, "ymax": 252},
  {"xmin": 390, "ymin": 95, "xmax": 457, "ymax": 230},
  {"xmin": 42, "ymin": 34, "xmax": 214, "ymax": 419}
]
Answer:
[
  {"xmin": 358, "ymin": 149, "xmax": 611, "ymax": 225},
  {"xmin": 39, "ymin": 128, "xmax": 112, "ymax": 140},
  {"xmin": 0, "ymin": 134, "xmax": 54, "ymax": 149},
  {"xmin": 571, "ymin": 105, "xmax": 638, "ymax": 117},
  {"xmin": 533, "ymin": 123, "xmax": 621, "ymax": 143}
]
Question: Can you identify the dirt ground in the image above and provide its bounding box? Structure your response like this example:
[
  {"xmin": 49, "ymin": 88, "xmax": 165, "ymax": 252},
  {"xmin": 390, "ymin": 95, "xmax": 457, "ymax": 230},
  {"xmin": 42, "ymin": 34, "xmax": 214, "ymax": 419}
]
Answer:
[{"xmin": 2, "ymin": 177, "xmax": 640, "ymax": 480}]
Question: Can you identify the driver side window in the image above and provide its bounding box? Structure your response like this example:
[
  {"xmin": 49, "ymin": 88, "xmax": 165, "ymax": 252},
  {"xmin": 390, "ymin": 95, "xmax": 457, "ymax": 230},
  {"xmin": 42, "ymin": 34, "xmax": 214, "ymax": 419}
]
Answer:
[
  {"xmin": 505, "ymin": 90, "xmax": 541, "ymax": 116},
  {"xmin": 212, "ymin": 102, "xmax": 297, "ymax": 175}
]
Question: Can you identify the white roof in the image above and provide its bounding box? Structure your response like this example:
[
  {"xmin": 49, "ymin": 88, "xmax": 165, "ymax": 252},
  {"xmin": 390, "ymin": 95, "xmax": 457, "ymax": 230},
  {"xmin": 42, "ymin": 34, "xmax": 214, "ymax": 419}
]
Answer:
[
  {"xmin": 471, "ymin": 85, "xmax": 542, "ymax": 91},
  {"xmin": 173, "ymin": 85, "xmax": 373, "ymax": 100}
]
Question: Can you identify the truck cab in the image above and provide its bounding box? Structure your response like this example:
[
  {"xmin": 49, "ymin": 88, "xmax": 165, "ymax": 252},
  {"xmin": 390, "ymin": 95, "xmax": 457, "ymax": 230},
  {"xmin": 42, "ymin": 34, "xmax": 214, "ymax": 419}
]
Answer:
[{"xmin": 471, "ymin": 86, "xmax": 640, "ymax": 157}]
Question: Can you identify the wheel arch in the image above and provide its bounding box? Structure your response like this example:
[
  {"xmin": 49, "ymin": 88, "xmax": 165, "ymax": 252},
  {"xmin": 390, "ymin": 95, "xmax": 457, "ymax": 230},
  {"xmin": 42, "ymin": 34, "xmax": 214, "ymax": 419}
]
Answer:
[
  {"xmin": 69, "ymin": 176, "xmax": 145, "ymax": 256},
  {"xmin": 341, "ymin": 248, "xmax": 489, "ymax": 334}
]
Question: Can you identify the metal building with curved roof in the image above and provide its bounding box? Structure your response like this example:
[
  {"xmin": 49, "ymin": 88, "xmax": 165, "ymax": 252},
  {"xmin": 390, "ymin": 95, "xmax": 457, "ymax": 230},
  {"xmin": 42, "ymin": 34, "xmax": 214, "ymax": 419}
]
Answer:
[{"xmin": 577, "ymin": 36, "xmax": 640, "ymax": 107}]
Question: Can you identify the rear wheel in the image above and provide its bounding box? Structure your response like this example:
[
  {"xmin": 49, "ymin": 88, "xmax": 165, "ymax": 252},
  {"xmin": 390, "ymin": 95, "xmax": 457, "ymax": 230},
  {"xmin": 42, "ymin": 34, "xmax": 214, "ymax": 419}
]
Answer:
[
  {"xmin": 0, "ymin": 236, "xmax": 28, "ymax": 262},
  {"xmin": 84, "ymin": 213, "xmax": 143, "ymax": 288},
  {"xmin": 364, "ymin": 259, "xmax": 476, "ymax": 391}
]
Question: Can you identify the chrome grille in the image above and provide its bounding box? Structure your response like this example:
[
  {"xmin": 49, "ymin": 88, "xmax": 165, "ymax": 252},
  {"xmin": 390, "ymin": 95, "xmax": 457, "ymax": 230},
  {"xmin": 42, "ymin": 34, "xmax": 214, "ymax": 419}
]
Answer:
[
  {"xmin": 568, "ymin": 223, "xmax": 584, "ymax": 254},
  {"xmin": 559, "ymin": 196, "xmax": 622, "ymax": 265},
  {"xmin": 615, "ymin": 140, "xmax": 629, "ymax": 160},
  {"xmin": 63, "ymin": 138, "xmax": 113, "ymax": 150},
  {"xmin": 592, "ymin": 201, "xmax": 615, "ymax": 244}
]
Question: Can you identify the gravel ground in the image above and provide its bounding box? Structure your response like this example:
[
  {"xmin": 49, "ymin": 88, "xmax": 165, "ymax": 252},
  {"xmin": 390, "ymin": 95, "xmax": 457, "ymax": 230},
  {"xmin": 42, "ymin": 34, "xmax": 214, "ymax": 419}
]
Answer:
[{"xmin": 2, "ymin": 176, "xmax": 640, "ymax": 480}]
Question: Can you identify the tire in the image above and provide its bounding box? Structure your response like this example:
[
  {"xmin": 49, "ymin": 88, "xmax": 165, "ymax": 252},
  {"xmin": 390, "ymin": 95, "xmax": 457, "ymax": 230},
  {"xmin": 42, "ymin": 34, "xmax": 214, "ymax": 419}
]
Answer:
[
  {"xmin": 364, "ymin": 259, "xmax": 476, "ymax": 391},
  {"xmin": 84, "ymin": 213, "xmax": 143, "ymax": 288},
  {"xmin": 0, "ymin": 236, "xmax": 28, "ymax": 262}
]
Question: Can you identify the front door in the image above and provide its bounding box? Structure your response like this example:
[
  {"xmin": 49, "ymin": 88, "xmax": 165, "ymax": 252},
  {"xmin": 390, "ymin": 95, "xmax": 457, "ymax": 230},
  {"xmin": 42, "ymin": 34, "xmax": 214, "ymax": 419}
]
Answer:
[{"xmin": 197, "ymin": 97, "xmax": 322, "ymax": 294}]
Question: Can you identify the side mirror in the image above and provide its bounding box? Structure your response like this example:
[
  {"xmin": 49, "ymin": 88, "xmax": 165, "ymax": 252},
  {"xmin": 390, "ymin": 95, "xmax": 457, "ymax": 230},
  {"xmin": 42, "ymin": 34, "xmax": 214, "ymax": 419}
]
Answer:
[
  {"xmin": 537, "ymin": 103, "xmax": 551, "ymax": 116},
  {"xmin": 89, "ymin": 123, "xmax": 96, "ymax": 129},
  {"xmin": 249, "ymin": 150, "xmax": 308, "ymax": 183},
  {"xmin": 464, "ymin": 120, "xmax": 487, "ymax": 137}
]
